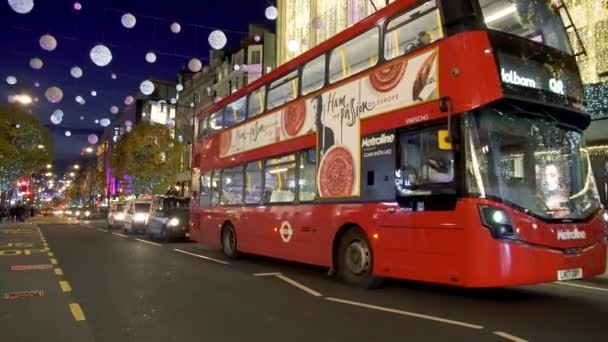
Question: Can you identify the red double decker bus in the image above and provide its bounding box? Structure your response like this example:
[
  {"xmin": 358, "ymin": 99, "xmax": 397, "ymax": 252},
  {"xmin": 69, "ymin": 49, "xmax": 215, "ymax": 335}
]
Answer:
[{"xmin": 190, "ymin": 0, "xmax": 606, "ymax": 288}]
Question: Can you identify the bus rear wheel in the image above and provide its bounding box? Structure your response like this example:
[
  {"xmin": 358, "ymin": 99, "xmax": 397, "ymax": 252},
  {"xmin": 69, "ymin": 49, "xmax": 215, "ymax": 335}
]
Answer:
[
  {"xmin": 221, "ymin": 223, "xmax": 240, "ymax": 259},
  {"xmin": 337, "ymin": 228, "xmax": 382, "ymax": 289}
]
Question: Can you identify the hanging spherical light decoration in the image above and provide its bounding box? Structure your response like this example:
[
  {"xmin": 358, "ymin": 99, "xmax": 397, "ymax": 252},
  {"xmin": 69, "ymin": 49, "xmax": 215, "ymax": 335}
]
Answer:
[
  {"xmin": 121, "ymin": 13, "xmax": 136, "ymax": 29},
  {"xmin": 90, "ymin": 44, "xmax": 112, "ymax": 67},
  {"xmin": 176, "ymin": 84, "xmax": 183, "ymax": 92},
  {"xmin": 188, "ymin": 58, "xmax": 202, "ymax": 72},
  {"xmin": 30, "ymin": 57, "xmax": 43, "ymax": 70},
  {"xmin": 125, "ymin": 120, "xmax": 132, "ymax": 127},
  {"xmin": 91, "ymin": 90, "xmax": 97, "ymax": 96},
  {"xmin": 50, "ymin": 110, "xmax": 63, "ymax": 125},
  {"xmin": 80, "ymin": 116, "xmax": 84, "ymax": 120},
  {"xmin": 111, "ymin": 73, "xmax": 117, "ymax": 80},
  {"xmin": 124, "ymin": 96, "xmax": 134, "ymax": 105},
  {"xmin": 94, "ymin": 119, "xmax": 99, "ymax": 124},
  {"xmin": 287, "ymin": 39, "xmax": 300, "ymax": 52},
  {"xmin": 73, "ymin": 2, "xmax": 82, "ymax": 11},
  {"xmin": 6, "ymin": 76, "xmax": 17, "ymax": 85},
  {"xmin": 170, "ymin": 22, "xmax": 181, "ymax": 34},
  {"xmin": 126, "ymin": 126, "xmax": 132, "ymax": 132},
  {"xmin": 65, "ymin": 131, "xmax": 72, "ymax": 137},
  {"xmin": 139, "ymin": 80, "xmax": 155, "ymax": 95},
  {"xmin": 34, "ymin": 81, "xmax": 40, "ymax": 87},
  {"xmin": 312, "ymin": 17, "xmax": 323, "ymax": 30},
  {"xmin": 145, "ymin": 52, "xmax": 157, "ymax": 63},
  {"xmin": 208, "ymin": 30, "xmax": 227, "ymax": 50},
  {"xmin": 45, "ymin": 86, "xmax": 64, "ymax": 103},
  {"xmin": 110, "ymin": 106, "xmax": 119, "ymax": 114},
  {"xmin": 75, "ymin": 95, "xmax": 86, "ymax": 104},
  {"xmin": 39, "ymin": 34, "xmax": 58, "ymax": 51},
  {"xmin": 265, "ymin": 6, "xmax": 278, "ymax": 20},
  {"xmin": 88, "ymin": 134, "xmax": 98, "ymax": 145},
  {"xmin": 170, "ymin": 98, "xmax": 177, "ymax": 104},
  {"xmin": 70, "ymin": 66, "xmax": 83, "ymax": 78},
  {"xmin": 100, "ymin": 118, "xmax": 111, "ymax": 127},
  {"xmin": 8, "ymin": 0, "xmax": 34, "ymax": 14}
]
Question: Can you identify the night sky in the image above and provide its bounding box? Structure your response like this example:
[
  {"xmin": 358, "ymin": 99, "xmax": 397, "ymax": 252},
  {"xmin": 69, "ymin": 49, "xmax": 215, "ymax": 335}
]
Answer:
[{"xmin": 0, "ymin": 0, "xmax": 271, "ymax": 164}]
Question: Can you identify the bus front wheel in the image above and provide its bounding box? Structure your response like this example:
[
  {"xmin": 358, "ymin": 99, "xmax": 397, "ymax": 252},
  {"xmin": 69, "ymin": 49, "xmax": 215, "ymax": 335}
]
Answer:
[
  {"xmin": 221, "ymin": 223, "xmax": 240, "ymax": 259},
  {"xmin": 337, "ymin": 228, "xmax": 382, "ymax": 289}
]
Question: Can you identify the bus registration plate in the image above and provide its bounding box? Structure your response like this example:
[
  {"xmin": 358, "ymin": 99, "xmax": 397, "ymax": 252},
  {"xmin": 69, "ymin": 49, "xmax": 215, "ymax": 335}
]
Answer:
[{"xmin": 557, "ymin": 268, "xmax": 582, "ymax": 281}]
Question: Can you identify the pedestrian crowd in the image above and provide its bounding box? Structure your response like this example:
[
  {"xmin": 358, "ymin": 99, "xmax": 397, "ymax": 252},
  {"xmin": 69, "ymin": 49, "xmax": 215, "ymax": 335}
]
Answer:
[{"xmin": 0, "ymin": 202, "xmax": 35, "ymax": 223}]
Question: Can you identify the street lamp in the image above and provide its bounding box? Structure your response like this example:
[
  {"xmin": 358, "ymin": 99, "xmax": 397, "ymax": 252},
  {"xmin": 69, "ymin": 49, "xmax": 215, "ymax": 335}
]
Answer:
[
  {"xmin": 37, "ymin": 144, "xmax": 44, "ymax": 149},
  {"xmin": 73, "ymin": 164, "xmax": 80, "ymax": 170},
  {"xmin": 46, "ymin": 164, "xmax": 52, "ymax": 169},
  {"xmin": 85, "ymin": 147, "xmax": 94, "ymax": 154},
  {"xmin": 69, "ymin": 172, "xmax": 76, "ymax": 177}
]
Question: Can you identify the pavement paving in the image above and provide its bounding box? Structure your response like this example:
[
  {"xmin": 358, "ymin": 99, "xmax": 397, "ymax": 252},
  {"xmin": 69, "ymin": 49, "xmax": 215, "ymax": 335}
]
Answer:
[{"xmin": 1, "ymin": 216, "xmax": 608, "ymax": 341}]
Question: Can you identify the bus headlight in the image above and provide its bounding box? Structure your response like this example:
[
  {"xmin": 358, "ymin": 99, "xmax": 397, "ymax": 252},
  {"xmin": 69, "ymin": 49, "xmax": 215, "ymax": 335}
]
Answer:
[
  {"xmin": 602, "ymin": 211, "xmax": 608, "ymax": 223},
  {"xmin": 168, "ymin": 218, "xmax": 180, "ymax": 227},
  {"xmin": 134, "ymin": 213, "xmax": 147, "ymax": 221},
  {"xmin": 85, "ymin": 211, "xmax": 91, "ymax": 217},
  {"xmin": 479, "ymin": 206, "xmax": 515, "ymax": 239},
  {"xmin": 115, "ymin": 213, "xmax": 125, "ymax": 221}
]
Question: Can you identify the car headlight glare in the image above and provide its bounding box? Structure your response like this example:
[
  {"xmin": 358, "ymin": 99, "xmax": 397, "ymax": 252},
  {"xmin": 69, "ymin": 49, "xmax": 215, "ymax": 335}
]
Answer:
[
  {"xmin": 134, "ymin": 213, "xmax": 147, "ymax": 221},
  {"xmin": 85, "ymin": 211, "xmax": 91, "ymax": 217},
  {"xmin": 168, "ymin": 218, "xmax": 180, "ymax": 227},
  {"xmin": 115, "ymin": 213, "xmax": 125, "ymax": 220}
]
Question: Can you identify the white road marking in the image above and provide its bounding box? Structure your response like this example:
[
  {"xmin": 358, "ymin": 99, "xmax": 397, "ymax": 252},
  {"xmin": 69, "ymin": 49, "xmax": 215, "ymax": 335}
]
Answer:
[
  {"xmin": 254, "ymin": 272, "xmax": 322, "ymax": 296},
  {"xmin": 112, "ymin": 232, "xmax": 128, "ymax": 238},
  {"xmin": 494, "ymin": 331, "xmax": 529, "ymax": 342},
  {"xmin": 96, "ymin": 228, "xmax": 106, "ymax": 232},
  {"xmin": 325, "ymin": 297, "xmax": 484, "ymax": 330},
  {"xmin": 554, "ymin": 281, "xmax": 608, "ymax": 292},
  {"xmin": 135, "ymin": 238, "xmax": 162, "ymax": 247},
  {"xmin": 173, "ymin": 249, "xmax": 229, "ymax": 265}
]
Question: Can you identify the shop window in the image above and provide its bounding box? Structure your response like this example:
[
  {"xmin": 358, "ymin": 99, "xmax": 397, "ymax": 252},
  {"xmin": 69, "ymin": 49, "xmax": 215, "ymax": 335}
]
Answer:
[
  {"xmin": 299, "ymin": 149, "xmax": 316, "ymax": 202},
  {"xmin": 245, "ymin": 162, "xmax": 263, "ymax": 204},
  {"xmin": 199, "ymin": 172, "xmax": 212, "ymax": 207},
  {"xmin": 397, "ymin": 125, "xmax": 454, "ymax": 196},
  {"xmin": 221, "ymin": 166, "xmax": 244, "ymax": 205},
  {"xmin": 264, "ymin": 154, "xmax": 297, "ymax": 203},
  {"xmin": 384, "ymin": 0, "xmax": 443, "ymax": 60},
  {"xmin": 301, "ymin": 54, "xmax": 326, "ymax": 95},
  {"xmin": 224, "ymin": 97, "xmax": 246, "ymax": 126},
  {"xmin": 247, "ymin": 87, "xmax": 266, "ymax": 118},
  {"xmin": 267, "ymin": 70, "xmax": 299, "ymax": 110},
  {"xmin": 329, "ymin": 27, "xmax": 379, "ymax": 84}
]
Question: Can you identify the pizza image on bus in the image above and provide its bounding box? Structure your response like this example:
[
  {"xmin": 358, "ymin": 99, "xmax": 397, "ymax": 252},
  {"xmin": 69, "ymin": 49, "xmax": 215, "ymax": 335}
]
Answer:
[
  {"xmin": 218, "ymin": 131, "xmax": 232, "ymax": 157},
  {"xmin": 282, "ymin": 100, "xmax": 307, "ymax": 137},
  {"xmin": 318, "ymin": 145, "xmax": 355, "ymax": 197},
  {"xmin": 369, "ymin": 60, "xmax": 407, "ymax": 93},
  {"xmin": 412, "ymin": 50, "xmax": 438, "ymax": 101}
]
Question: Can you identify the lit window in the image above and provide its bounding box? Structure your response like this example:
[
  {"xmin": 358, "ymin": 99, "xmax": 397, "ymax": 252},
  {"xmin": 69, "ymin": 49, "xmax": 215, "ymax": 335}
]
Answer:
[
  {"xmin": 221, "ymin": 166, "xmax": 243, "ymax": 205},
  {"xmin": 265, "ymin": 155, "xmax": 297, "ymax": 203},
  {"xmin": 245, "ymin": 162, "xmax": 263, "ymax": 204},
  {"xmin": 267, "ymin": 70, "xmax": 299, "ymax": 110},
  {"xmin": 301, "ymin": 54, "xmax": 326, "ymax": 95},
  {"xmin": 329, "ymin": 27, "xmax": 379, "ymax": 83},
  {"xmin": 247, "ymin": 87, "xmax": 265, "ymax": 118}
]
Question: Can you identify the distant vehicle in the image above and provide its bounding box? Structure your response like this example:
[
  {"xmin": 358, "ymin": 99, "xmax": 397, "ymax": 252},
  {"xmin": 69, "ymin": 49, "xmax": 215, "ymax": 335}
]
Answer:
[
  {"xmin": 107, "ymin": 202, "xmax": 126, "ymax": 228},
  {"xmin": 146, "ymin": 196, "xmax": 190, "ymax": 241},
  {"xmin": 122, "ymin": 200, "xmax": 152, "ymax": 234},
  {"xmin": 77, "ymin": 207, "xmax": 108, "ymax": 220}
]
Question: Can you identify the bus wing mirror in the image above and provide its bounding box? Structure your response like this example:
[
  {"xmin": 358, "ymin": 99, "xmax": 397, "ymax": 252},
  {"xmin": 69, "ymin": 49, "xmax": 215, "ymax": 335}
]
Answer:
[{"xmin": 438, "ymin": 130, "xmax": 452, "ymax": 150}]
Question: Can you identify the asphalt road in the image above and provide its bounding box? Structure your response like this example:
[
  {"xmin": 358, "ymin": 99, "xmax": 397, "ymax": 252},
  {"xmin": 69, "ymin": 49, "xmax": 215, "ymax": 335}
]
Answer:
[{"xmin": 1, "ymin": 216, "xmax": 608, "ymax": 342}]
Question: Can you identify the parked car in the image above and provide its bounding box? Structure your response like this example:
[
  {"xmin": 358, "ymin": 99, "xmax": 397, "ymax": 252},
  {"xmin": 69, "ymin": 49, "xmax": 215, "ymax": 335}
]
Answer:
[
  {"xmin": 146, "ymin": 196, "xmax": 190, "ymax": 241},
  {"xmin": 107, "ymin": 202, "xmax": 126, "ymax": 228},
  {"xmin": 122, "ymin": 200, "xmax": 152, "ymax": 234}
]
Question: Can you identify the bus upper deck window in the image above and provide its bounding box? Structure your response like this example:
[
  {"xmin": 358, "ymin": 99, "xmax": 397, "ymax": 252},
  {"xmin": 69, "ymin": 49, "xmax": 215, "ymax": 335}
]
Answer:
[
  {"xmin": 247, "ymin": 87, "xmax": 265, "ymax": 118},
  {"xmin": 329, "ymin": 27, "xmax": 379, "ymax": 84},
  {"xmin": 301, "ymin": 54, "xmax": 326, "ymax": 95},
  {"xmin": 267, "ymin": 70, "xmax": 299, "ymax": 110},
  {"xmin": 384, "ymin": 0, "xmax": 443, "ymax": 60},
  {"xmin": 209, "ymin": 110, "xmax": 224, "ymax": 132},
  {"xmin": 225, "ymin": 97, "xmax": 246, "ymax": 126}
]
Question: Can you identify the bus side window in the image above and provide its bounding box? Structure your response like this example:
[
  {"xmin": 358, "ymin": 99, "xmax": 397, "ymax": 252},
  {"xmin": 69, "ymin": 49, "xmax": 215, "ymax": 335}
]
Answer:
[
  {"xmin": 200, "ymin": 172, "xmax": 212, "ymax": 207},
  {"xmin": 384, "ymin": 0, "xmax": 443, "ymax": 60},
  {"xmin": 245, "ymin": 162, "xmax": 263, "ymax": 204},
  {"xmin": 224, "ymin": 97, "xmax": 246, "ymax": 127},
  {"xmin": 211, "ymin": 171, "xmax": 222, "ymax": 207},
  {"xmin": 329, "ymin": 27, "xmax": 379, "ymax": 84},
  {"xmin": 198, "ymin": 117, "xmax": 209, "ymax": 138},
  {"xmin": 265, "ymin": 155, "xmax": 297, "ymax": 203},
  {"xmin": 298, "ymin": 149, "xmax": 316, "ymax": 202},
  {"xmin": 209, "ymin": 110, "xmax": 224, "ymax": 132},
  {"xmin": 247, "ymin": 87, "xmax": 266, "ymax": 118},
  {"xmin": 267, "ymin": 70, "xmax": 299, "ymax": 110},
  {"xmin": 301, "ymin": 54, "xmax": 326, "ymax": 95},
  {"xmin": 221, "ymin": 166, "xmax": 244, "ymax": 205}
]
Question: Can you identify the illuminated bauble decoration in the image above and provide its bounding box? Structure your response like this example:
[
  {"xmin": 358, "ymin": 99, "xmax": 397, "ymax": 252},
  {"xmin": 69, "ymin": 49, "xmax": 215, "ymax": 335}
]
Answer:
[
  {"xmin": 75, "ymin": 95, "xmax": 85, "ymax": 104},
  {"xmin": 90, "ymin": 44, "xmax": 112, "ymax": 67},
  {"xmin": 73, "ymin": 2, "xmax": 81, "ymax": 10},
  {"xmin": 126, "ymin": 126, "xmax": 132, "ymax": 132},
  {"xmin": 70, "ymin": 66, "xmax": 83, "ymax": 78},
  {"xmin": 100, "ymin": 118, "xmax": 111, "ymax": 127},
  {"xmin": 30, "ymin": 57, "xmax": 43, "ymax": 70},
  {"xmin": 34, "ymin": 81, "xmax": 40, "ymax": 87},
  {"xmin": 145, "ymin": 52, "xmax": 157, "ymax": 63},
  {"xmin": 88, "ymin": 134, "xmax": 98, "ymax": 145},
  {"xmin": 6, "ymin": 76, "xmax": 17, "ymax": 85},
  {"xmin": 8, "ymin": 0, "xmax": 34, "ymax": 14},
  {"xmin": 208, "ymin": 30, "xmax": 227, "ymax": 50},
  {"xmin": 80, "ymin": 116, "xmax": 84, "ymax": 120},
  {"xmin": 45, "ymin": 86, "xmax": 64, "ymax": 103},
  {"xmin": 7, "ymin": 95, "xmax": 15, "ymax": 103},
  {"xmin": 312, "ymin": 17, "xmax": 323, "ymax": 30},
  {"xmin": 39, "ymin": 34, "xmax": 57, "ymax": 51},
  {"xmin": 110, "ymin": 106, "xmax": 119, "ymax": 114},
  {"xmin": 287, "ymin": 39, "xmax": 300, "ymax": 52},
  {"xmin": 65, "ymin": 131, "xmax": 71, "ymax": 137},
  {"xmin": 50, "ymin": 110, "xmax": 63, "ymax": 125},
  {"xmin": 111, "ymin": 73, "xmax": 117, "ymax": 79},
  {"xmin": 265, "ymin": 6, "xmax": 278, "ymax": 20},
  {"xmin": 170, "ymin": 22, "xmax": 181, "ymax": 34},
  {"xmin": 125, "ymin": 120, "xmax": 132, "ymax": 127},
  {"xmin": 170, "ymin": 98, "xmax": 177, "ymax": 104},
  {"xmin": 121, "ymin": 13, "xmax": 136, "ymax": 29},
  {"xmin": 176, "ymin": 84, "xmax": 183, "ymax": 92},
  {"xmin": 188, "ymin": 58, "xmax": 202, "ymax": 72},
  {"xmin": 94, "ymin": 119, "xmax": 99, "ymax": 124},
  {"xmin": 254, "ymin": 35, "xmax": 261, "ymax": 42},
  {"xmin": 91, "ymin": 90, "xmax": 97, "ymax": 96},
  {"xmin": 124, "ymin": 96, "xmax": 134, "ymax": 105},
  {"xmin": 139, "ymin": 80, "xmax": 155, "ymax": 95}
]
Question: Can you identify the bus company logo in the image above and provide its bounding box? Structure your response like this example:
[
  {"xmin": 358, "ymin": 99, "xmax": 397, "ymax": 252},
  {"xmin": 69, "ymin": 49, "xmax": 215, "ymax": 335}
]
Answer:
[
  {"xmin": 557, "ymin": 229, "xmax": 586, "ymax": 241},
  {"xmin": 279, "ymin": 221, "xmax": 293, "ymax": 243},
  {"xmin": 362, "ymin": 133, "xmax": 395, "ymax": 148},
  {"xmin": 501, "ymin": 68, "xmax": 537, "ymax": 88}
]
